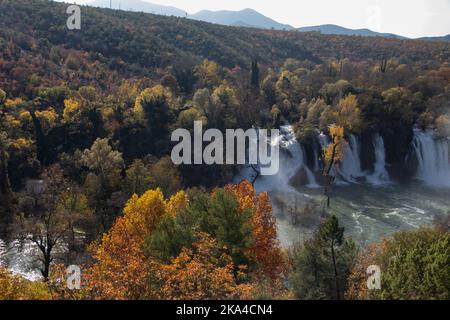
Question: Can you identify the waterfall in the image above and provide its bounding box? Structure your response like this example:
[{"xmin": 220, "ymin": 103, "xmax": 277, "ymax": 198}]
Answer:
[
  {"xmin": 315, "ymin": 133, "xmax": 330, "ymax": 172},
  {"xmin": 367, "ymin": 134, "xmax": 390, "ymax": 185},
  {"xmin": 236, "ymin": 129, "xmax": 394, "ymax": 188},
  {"xmin": 315, "ymin": 132, "xmax": 390, "ymax": 185},
  {"xmin": 412, "ymin": 129, "xmax": 450, "ymax": 188},
  {"xmin": 313, "ymin": 143, "xmax": 320, "ymax": 172},
  {"xmin": 234, "ymin": 125, "xmax": 318, "ymax": 190},
  {"xmin": 279, "ymin": 126, "xmax": 319, "ymax": 188},
  {"xmin": 339, "ymin": 134, "xmax": 365, "ymax": 182}
]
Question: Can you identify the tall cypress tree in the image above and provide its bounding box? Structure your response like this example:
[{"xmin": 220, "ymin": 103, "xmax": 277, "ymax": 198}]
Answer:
[{"xmin": 251, "ymin": 60, "xmax": 260, "ymax": 88}]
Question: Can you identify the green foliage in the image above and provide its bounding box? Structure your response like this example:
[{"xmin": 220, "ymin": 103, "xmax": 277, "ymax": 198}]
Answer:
[
  {"xmin": 289, "ymin": 216, "xmax": 357, "ymax": 299},
  {"xmin": 176, "ymin": 107, "xmax": 207, "ymax": 130},
  {"xmin": 148, "ymin": 156, "xmax": 182, "ymax": 197},
  {"xmin": 82, "ymin": 138, "xmax": 124, "ymax": 188},
  {"xmin": 81, "ymin": 138, "xmax": 125, "ymax": 229},
  {"xmin": 0, "ymin": 0, "xmax": 449, "ymax": 301},
  {"xmin": 436, "ymin": 115, "xmax": 450, "ymax": 138},
  {"xmin": 370, "ymin": 228, "xmax": 450, "ymax": 300},
  {"xmin": 145, "ymin": 189, "xmax": 255, "ymax": 269},
  {"xmin": 124, "ymin": 159, "xmax": 154, "ymax": 196},
  {"xmin": 0, "ymin": 89, "xmax": 6, "ymax": 105},
  {"xmin": 251, "ymin": 60, "xmax": 260, "ymax": 88}
]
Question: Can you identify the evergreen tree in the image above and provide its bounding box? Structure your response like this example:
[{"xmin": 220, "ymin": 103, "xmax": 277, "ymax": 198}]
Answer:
[
  {"xmin": 289, "ymin": 215, "xmax": 357, "ymax": 300},
  {"xmin": 251, "ymin": 60, "xmax": 260, "ymax": 88}
]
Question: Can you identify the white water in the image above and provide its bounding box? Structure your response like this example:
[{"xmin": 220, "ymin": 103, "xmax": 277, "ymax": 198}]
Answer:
[
  {"xmin": 235, "ymin": 125, "xmax": 319, "ymax": 191},
  {"xmin": 367, "ymin": 133, "xmax": 390, "ymax": 185},
  {"xmin": 412, "ymin": 129, "xmax": 450, "ymax": 188},
  {"xmin": 338, "ymin": 134, "xmax": 365, "ymax": 183},
  {"xmin": 314, "ymin": 133, "xmax": 330, "ymax": 172},
  {"xmin": 0, "ymin": 238, "xmax": 41, "ymax": 280},
  {"xmin": 234, "ymin": 128, "xmax": 449, "ymax": 248}
]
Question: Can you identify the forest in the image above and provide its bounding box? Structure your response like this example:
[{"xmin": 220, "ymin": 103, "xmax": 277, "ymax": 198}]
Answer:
[{"xmin": 0, "ymin": 0, "xmax": 449, "ymax": 300}]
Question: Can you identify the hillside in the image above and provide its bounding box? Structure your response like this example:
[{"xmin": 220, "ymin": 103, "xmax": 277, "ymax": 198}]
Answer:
[{"xmin": 1, "ymin": 0, "xmax": 449, "ymax": 96}]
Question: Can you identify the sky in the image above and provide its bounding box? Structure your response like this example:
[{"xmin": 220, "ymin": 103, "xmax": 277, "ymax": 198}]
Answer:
[{"xmin": 60, "ymin": 0, "xmax": 450, "ymax": 38}]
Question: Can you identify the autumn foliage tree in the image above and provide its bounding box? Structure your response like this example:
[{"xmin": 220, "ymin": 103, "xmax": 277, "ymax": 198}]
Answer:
[
  {"xmin": 225, "ymin": 181, "xmax": 285, "ymax": 280},
  {"xmin": 86, "ymin": 189, "xmax": 188, "ymax": 299},
  {"xmin": 150, "ymin": 232, "xmax": 254, "ymax": 300},
  {"xmin": 323, "ymin": 125, "xmax": 346, "ymax": 207},
  {"xmin": 0, "ymin": 267, "xmax": 50, "ymax": 300}
]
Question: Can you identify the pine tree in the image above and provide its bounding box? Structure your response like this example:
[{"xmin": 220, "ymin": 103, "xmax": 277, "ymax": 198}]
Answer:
[
  {"xmin": 251, "ymin": 60, "xmax": 260, "ymax": 88},
  {"xmin": 289, "ymin": 215, "xmax": 357, "ymax": 300}
]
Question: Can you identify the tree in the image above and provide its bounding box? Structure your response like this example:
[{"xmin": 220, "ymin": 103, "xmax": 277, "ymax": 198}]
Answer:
[
  {"xmin": 0, "ymin": 89, "xmax": 6, "ymax": 105},
  {"xmin": 133, "ymin": 85, "xmax": 174, "ymax": 154},
  {"xmin": 225, "ymin": 181, "xmax": 285, "ymax": 280},
  {"xmin": 146, "ymin": 181, "xmax": 285, "ymax": 284},
  {"xmin": 346, "ymin": 227, "xmax": 450, "ymax": 300},
  {"xmin": 289, "ymin": 215, "xmax": 357, "ymax": 300},
  {"xmin": 196, "ymin": 59, "xmax": 221, "ymax": 89},
  {"xmin": 319, "ymin": 80, "xmax": 354, "ymax": 105},
  {"xmin": 436, "ymin": 114, "xmax": 450, "ymax": 138},
  {"xmin": 150, "ymin": 232, "xmax": 254, "ymax": 300},
  {"xmin": 175, "ymin": 107, "xmax": 207, "ymax": 130},
  {"xmin": 0, "ymin": 132, "xmax": 14, "ymax": 230},
  {"xmin": 275, "ymin": 70, "xmax": 302, "ymax": 103},
  {"xmin": 145, "ymin": 187, "xmax": 255, "ymax": 269},
  {"xmin": 251, "ymin": 60, "xmax": 260, "ymax": 89},
  {"xmin": 0, "ymin": 267, "xmax": 50, "ymax": 300},
  {"xmin": 323, "ymin": 125, "xmax": 346, "ymax": 207},
  {"xmin": 29, "ymin": 109, "xmax": 49, "ymax": 165},
  {"xmin": 149, "ymin": 156, "xmax": 182, "ymax": 197},
  {"xmin": 17, "ymin": 166, "xmax": 89, "ymax": 280},
  {"xmin": 336, "ymin": 94, "xmax": 363, "ymax": 132},
  {"xmin": 172, "ymin": 57, "xmax": 197, "ymax": 95},
  {"xmin": 86, "ymin": 189, "xmax": 188, "ymax": 299},
  {"xmin": 81, "ymin": 138, "xmax": 124, "ymax": 230},
  {"xmin": 124, "ymin": 159, "xmax": 153, "ymax": 196},
  {"xmin": 210, "ymin": 84, "xmax": 239, "ymax": 130}
]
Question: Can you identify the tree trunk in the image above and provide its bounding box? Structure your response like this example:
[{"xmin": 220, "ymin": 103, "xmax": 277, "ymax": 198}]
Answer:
[
  {"xmin": 330, "ymin": 241, "xmax": 341, "ymax": 300},
  {"xmin": 0, "ymin": 147, "xmax": 14, "ymax": 232},
  {"xmin": 324, "ymin": 140, "xmax": 338, "ymax": 208}
]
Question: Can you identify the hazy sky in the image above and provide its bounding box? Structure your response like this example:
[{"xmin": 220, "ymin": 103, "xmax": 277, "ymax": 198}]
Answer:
[{"xmin": 62, "ymin": 0, "xmax": 450, "ymax": 38}]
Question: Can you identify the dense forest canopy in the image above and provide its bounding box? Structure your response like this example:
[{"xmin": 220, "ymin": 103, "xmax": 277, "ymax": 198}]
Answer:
[
  {"xmin": 0, "ymin": 0, "xmax": 449, "ymax": 301},
  {"xmin": 1, "ymin": 0, "xmax": 449, "ymax": 94}
]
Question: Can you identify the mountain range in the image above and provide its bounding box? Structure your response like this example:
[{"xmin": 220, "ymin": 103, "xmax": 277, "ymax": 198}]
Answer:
[
  {"xmin": 87, "ymin": 0, "xmax": 449, "ymax": 42},
  {"xmin": 189, "ymin": 8, "xmax": 294, "ymax": 30},
  {"xmin": 88, "ymin": 0, "xmax": 187, "ymax": 17},
  {"xmin": 297, "ymin": 24, "xmax": 405, "ymax": 39}
]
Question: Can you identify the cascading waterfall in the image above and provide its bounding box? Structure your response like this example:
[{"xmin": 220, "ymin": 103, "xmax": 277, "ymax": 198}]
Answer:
[
  {"xmin": 281, "ymin": 126, "xmax": 319, "ymax": 188},
  {"xmin": 339, "ymin": 134, "xmax": 365, "ymax": 182},
  {"xmin": 412, "ymin": 129, "xmax": 450, "ymax": 188},
  {"xmin": 236, "ymin": 128, "xmax": 394, "ymax": 188},
  {"xmin": 234, "ymin": 125, "xmax": 318, "ymax": 190},
  {"xmin": 367, "ymin": 133, "xmax": 390, "ymax": 185},
  {"xmin": 318, "ymin": 133, "xmax": 390, "ymax": 185},
  {"xmin": 315, "ymin": 133, "xmax": 330, "ymax": 172}
]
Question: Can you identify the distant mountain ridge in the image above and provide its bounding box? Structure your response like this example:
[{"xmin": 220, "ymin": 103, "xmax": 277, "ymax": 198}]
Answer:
[
  {"xmin": 88, "ymin": 0, "xmax": 187, "ymax": 17},
  {"xmin": 297, "ymin": 24, "xmax": 405, "ymax": 39},
  {"xmin": 188, "ymin": 8, "xmax": 295, "ymax": 30},
  {"xmin": 87, "ymin": 1, "xmax": 450, "ymax": 41},
  {"xmin": 419, "ymin": 34, "xmax": 450, "ymax": 43}
]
